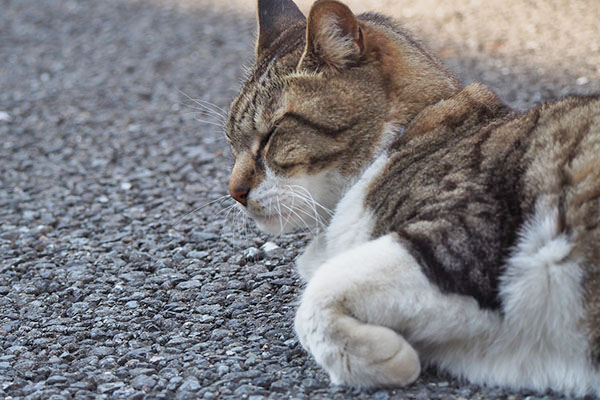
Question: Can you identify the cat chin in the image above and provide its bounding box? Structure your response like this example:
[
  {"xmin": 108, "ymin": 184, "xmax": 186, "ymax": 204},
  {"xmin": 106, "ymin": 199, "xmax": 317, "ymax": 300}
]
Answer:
[{"xmin": 251, "ymin": 212, "xmax": 298, "ymax": 236}]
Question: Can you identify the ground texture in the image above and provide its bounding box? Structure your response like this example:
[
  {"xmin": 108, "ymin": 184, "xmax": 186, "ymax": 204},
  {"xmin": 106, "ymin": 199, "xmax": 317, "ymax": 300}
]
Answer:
[{"xmin": 1, "ymin": 0, "xmax": 599, "ymax": 399}]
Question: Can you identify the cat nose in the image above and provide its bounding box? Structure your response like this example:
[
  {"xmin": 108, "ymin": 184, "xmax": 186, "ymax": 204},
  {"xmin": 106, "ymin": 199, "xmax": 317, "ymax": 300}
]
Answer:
[{"xmin": 230, "ymin": 185, "xmax": 250, "ymax": 207}]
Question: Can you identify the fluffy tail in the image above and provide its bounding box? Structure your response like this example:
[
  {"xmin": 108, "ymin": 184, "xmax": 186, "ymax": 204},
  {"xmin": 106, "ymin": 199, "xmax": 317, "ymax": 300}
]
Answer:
[{"xmin": 497, "ymin": 203, "xmax": 596, "ymax": 395}]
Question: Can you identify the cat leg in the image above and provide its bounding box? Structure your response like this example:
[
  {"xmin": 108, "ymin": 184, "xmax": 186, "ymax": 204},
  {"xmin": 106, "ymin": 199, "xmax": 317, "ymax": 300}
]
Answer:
[{"xmin": 294, "ymin": 234, "xmax": 421, "ymax": 388}]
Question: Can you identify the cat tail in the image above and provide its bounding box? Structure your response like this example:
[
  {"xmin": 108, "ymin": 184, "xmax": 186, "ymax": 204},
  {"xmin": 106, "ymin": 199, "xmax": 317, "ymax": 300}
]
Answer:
[
  {"xmin": 500, "ymin": 203, "xmax": 585, "ymax": 343},
  {"xmin": 496, "ymin": 201, "xmax": 592, "ymax": 390}
]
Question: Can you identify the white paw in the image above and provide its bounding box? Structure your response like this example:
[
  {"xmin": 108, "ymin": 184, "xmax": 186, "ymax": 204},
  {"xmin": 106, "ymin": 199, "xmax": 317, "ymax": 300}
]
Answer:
[{"xmin": 296, "ymin": 310, "xmax": 421, "ymax": 388}]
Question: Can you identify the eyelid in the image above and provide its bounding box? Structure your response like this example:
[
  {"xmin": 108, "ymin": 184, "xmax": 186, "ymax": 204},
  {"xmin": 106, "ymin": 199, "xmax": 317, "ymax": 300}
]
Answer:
[{"xmin": 255, "ymin": 125, "xmax": 277, "ymax": 162}]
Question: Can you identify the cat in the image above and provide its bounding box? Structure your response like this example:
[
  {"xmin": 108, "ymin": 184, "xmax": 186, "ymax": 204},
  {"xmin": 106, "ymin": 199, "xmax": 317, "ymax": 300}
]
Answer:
[{"xmin": 224, "ymin": 0, "xmax": 600, "ymax": 396}]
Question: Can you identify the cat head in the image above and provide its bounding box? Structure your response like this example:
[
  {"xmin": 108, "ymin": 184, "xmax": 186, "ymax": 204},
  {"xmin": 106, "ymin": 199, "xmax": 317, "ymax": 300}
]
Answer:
[{"xmin": 225, "ymin": 0, "xmax": 460, "ymax": 235}]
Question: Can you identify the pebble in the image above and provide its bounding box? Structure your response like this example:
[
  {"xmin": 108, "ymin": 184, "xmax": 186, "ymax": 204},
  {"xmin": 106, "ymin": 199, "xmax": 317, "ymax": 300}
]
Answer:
[
  {"xmin": 131, "ymin": 374, "xmax": 156, "ymax": 390},
  {"xmin": 176, "ymin": 280, "xmax": 203, "ymax": 290},
  {"xmin": 97, "ymin": 382, "xmax": 125, "ymax": 394},
  {"xmin": 187, "ymin": 250, "xmax": 209, "ymax": 260},
  {"xmin": 244, "ymin": 247, "xmax": 263, "ymax": 262},
  {"xmin": 178, "ymin": 376, "xmax": 201, "ymax": 392},
  {"xmin": 0, "ymin": 111, "xmax": 11, "ymax": 122},
  {"xmin": 261, "ymin": 241, "xmax": 285, "ymax": 258}
]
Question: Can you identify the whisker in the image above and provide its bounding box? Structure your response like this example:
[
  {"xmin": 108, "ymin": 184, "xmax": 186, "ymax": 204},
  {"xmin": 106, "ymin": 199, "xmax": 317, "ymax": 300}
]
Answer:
[
  {"xmin": 295, "ymin": 201, "xmax": 328, "ymax": 233},
  {"xmin": 176, "ymin": 88, "xmax": 228, "ymax": 117},
  {"xmin": 182, "ymin": 106, "xmax": 226, "ymax": 123},
  {"xmin": 283, "ymin": 186, "xmax": 297, "ymax": 228},
  {"xmin": 275, "ymin": 196, "xmax": 284, "ymax": 234},
  {"xmin": 173, "ymin": 194, "xmax": 231, "ymax": 227},
  {"xmin": 190, "ymin": 98, "xmax": 227, "ymax": 116},
  {"xmin": 217, "ymin": 203, "xmax": 238, "ymax": 217},
  {"xmin": 281, "ymin": 202, "xmax": 315, "ymax": 233},
  {"xmin": 283, "ymin": 187, "xmax": 331, "ymax": 233},
  {"xmin": 190, "ymin": 116, "xmax": 226, "ymax": 128},
  {"xmin": 286, "ymin": 186, "xmax": 332, "ymax": 232},
  {"xmin": 288, "ymin": 185, "xmax": 334, "ymax": 217}
]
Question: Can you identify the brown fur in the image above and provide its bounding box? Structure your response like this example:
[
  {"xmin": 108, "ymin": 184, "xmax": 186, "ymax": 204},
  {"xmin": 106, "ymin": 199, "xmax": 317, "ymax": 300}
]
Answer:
[{"xmin": 225, "ymin": 0, "xmax": 600, "ymax": 367}]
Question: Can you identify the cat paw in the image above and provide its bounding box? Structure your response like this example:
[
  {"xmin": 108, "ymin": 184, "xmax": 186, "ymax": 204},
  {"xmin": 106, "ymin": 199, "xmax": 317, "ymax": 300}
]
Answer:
[
  {"xmin": 296, "ymin": 309, "xmax": 421, "ymax": 388},
  {"xmin": 331, "ymin": 323, "xmax": 421, "ymax": 388}
]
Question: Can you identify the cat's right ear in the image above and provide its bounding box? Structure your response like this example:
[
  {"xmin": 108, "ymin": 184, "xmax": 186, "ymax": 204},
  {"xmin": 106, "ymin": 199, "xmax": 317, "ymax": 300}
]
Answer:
[
  {"xmin": 299, "ymin": 0, "xmax": 365, "ymax": 72},
  {"xmin": 256, "ymin": 0, "xmax": 305, "ymax": 58}
]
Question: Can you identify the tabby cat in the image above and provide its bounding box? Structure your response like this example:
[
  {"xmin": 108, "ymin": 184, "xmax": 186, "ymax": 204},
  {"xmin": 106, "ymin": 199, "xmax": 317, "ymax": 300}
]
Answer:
[{"xmin": 224, "ymin": 0, "xmax": 600, "ymax": 395}]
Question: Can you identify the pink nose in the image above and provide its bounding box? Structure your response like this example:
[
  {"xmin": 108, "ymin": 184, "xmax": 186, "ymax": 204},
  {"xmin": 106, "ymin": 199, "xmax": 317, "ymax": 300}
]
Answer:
[{"xmin": 230, "ymin": 185, "xmax": 250, "ymax": 207}]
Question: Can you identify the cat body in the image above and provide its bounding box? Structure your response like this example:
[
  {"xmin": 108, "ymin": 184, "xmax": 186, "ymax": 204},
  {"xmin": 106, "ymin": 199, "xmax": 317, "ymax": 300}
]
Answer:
[{"xmin": 225, "ymin": 0, "xmax": 600, "ymax": 396}]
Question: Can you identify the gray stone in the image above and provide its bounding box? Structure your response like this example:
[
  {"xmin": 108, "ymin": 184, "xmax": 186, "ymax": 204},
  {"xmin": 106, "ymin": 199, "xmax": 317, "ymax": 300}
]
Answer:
[
  {"xmin": 187, "ymin": 250, "xmax": 210, "ymax": 259},
  {"xmin": 176, "ymin": 280, "xmax": 202, "ymax": 290},
  {"xmin": 97, "ymin": 381, "xmax": 125, "ymax": 394},
  {"xmin": 131, "ymin": 374, "xmax": 156, "ymax": 390},
  {"xmin": 177, "ymin": 376, "xmax": 201, "ymax": 392}
]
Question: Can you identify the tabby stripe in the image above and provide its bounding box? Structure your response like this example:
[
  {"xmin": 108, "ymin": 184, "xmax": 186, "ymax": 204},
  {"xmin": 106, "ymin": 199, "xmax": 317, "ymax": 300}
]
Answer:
[{"xmin": 285, "ymin": 112, "xmax": 356, "ymax": 137}]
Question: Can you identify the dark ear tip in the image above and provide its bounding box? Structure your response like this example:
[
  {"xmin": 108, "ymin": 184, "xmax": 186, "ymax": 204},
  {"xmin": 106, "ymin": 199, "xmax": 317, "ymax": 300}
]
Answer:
[
  {"xmin": 256, "ymin": 0, "xmax": 305, "ymax": 56},
  {"xmin": 308, "ymin": 0, "xmax": 358, "ymax": 32},
  {"xmin": 309, "ymin": 0, "xmax": 354, "ymax": 17}
]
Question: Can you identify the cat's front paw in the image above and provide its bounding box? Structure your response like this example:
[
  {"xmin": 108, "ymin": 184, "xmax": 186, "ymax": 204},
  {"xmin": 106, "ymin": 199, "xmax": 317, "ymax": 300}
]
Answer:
[{"xmin": 296, "ymin": 307, "xmax": 421, "ymax": 388}]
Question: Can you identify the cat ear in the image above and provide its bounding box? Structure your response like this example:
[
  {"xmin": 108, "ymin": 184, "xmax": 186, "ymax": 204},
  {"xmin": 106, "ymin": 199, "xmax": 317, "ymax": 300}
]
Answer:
[
  {"xmin": 256, "ymin": 0, "xmax": 305, "ymax": 58},
  {"xmin": 299, "ymin": 0, "xmax": 365, "ymax": 71}
]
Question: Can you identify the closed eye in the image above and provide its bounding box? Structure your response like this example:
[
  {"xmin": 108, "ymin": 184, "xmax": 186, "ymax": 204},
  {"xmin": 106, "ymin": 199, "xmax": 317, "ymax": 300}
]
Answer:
[{"xmin": 255, "ymin": 126, "xmax": 276, "ymax": 163}]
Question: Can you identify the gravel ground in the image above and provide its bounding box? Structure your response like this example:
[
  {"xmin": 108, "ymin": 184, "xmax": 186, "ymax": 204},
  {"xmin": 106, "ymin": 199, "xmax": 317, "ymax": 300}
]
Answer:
[{"xmin": 1, "ymin": 0, "xmax": 599, "ymax": 399}]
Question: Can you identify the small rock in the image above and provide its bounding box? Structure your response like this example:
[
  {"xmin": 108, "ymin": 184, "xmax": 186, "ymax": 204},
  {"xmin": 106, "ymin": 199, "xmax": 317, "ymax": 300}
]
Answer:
[
  {"xmin": 244, "ymin": 247, "xmax": 263, "ymax": 262},
  {"xmin": 576, "ymin": 76, "xmax": 589, "ymax": 85},
  {"xmin": 0, "ymin": 111, "xmax": 11, "ymax": 122},
  {"xmin": 261, "ymin": 242, "xmax": 284, "ymax": 258},
  {"xmin": 176, "ymin": 280, "xmax": 202, "ymax": 290},
  {"xmin": 70, "ymin": 302, "xmax": 89, "ymax": 314},
  {"xmin": 91, "ymin": 346, "xmax": 115, "ymax": 357},
  {"xmin": 216, "ymin": 364, "xmax": 229, "ymax": 375},
  {"xmin": 178, "ymin": 376, "xmax": 201, "ymax": 392},
  {"xmin": 244, "ymin": 353, "xmax": 258, "ymax": 367},
  {"xmin": 125, "ymin": 301, "xmax": 138, "ymax": 308},
  {"xmin": 131, "ymin": 374, "xmax": 156, "ymax": 390},
  {"xmin": 46, "ymin": 375, "xmax": 68, "ymax": 385},
  {"xmin": 191, "ymin": 232, "xmax": 220, "ymax": 241},
  {"xmin": 187, "ymin": 250, "xmax": 209, "ymax": 260},
  {"xmin": 97, "ymin": 381, "xmax": 125, "ymax": 394}
]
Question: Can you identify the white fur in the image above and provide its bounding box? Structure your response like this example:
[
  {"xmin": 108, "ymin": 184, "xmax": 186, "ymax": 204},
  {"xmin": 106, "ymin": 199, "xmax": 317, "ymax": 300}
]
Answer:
[
  {"xmin": 293, "ymin": 159, "xmax": 599, "ymax": 396},
  {"xmin": 244, "ymin": 166, "xmax": 346, "ymax": 236},
  {"xmin": 296, "ymin": 154, "xmax": 387, "ymax": 279}
]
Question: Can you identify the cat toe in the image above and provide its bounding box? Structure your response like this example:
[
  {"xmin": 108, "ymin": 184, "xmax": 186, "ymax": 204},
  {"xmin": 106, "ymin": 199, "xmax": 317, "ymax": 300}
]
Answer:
[
  {"xmin": 351, "ymin": 324, "xmax": 421, "ymax": 387},
  {"xmin": 324, "ymin": 323, "xmax": 421, "ymax": 388}
]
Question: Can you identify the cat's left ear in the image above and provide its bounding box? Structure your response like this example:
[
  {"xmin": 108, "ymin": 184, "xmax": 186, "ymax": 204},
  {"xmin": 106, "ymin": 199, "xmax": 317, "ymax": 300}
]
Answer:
[
  {"xmin": 256, "ymin": 0, "xmax": 306, "ymax": 58},
  {"xmin": 299, "ymin": 0, "xmax": 365, "ymax": 71}
]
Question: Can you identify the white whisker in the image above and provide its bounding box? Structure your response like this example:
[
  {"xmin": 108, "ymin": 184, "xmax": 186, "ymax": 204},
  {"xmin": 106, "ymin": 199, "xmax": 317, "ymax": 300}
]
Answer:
[
  {"xmin": 190, "ymin": 116, "xmax": 226, "ymax": 128},
  {"xmin": 275, "ymin": 196, "xmax": 284, "ymax": 234},
  {"xmin": 177, "ymin": 88, "xmax": 227, "ymax": 117},
  {"xmin": 288, "ymin": 185, "xmax": 334, "ymax": 216},
  {"xmin": 286, "ymin": 185, "xmax": 332, "ymax": 232},
  {"xmin": 174, "ymin": 194, "xmax": 232, "ymax": 226},
  {"xmin": 281, "ymin": 202, "xmax": 317, "ymax": 233},
  {"xmin": 182, "ymin": 106, "xmax": 226, "ymax": 123}
]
